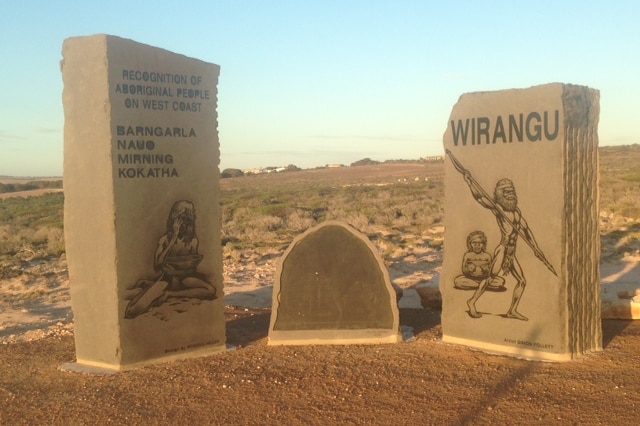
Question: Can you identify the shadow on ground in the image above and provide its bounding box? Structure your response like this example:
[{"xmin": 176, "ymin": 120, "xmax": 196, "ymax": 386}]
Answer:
[
  {"xmin": 603, "ymin": 319, "xmax": 633, "ymax": 348},
  {"xmin": 224, "ymin": 307, "xmax": 443, "ymax": 348}
]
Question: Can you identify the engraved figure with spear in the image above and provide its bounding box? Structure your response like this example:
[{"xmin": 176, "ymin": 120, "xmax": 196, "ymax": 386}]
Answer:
[{"xmin": 446, "ymin": 149, "xmax": 557, "ymax": 321}]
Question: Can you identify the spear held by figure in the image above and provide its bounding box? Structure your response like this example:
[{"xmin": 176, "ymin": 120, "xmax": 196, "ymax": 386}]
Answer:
[
  {"xmin": 445, "ymin": 149, "xmax": 556, "ymax": 321},
  {"xmin": 446, "ymin": 149, "xmax": 557, "ymax": 276}
]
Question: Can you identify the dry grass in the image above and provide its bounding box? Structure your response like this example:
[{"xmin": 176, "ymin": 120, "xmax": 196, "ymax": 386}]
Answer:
[
  {"xmin": 0, "ymin": 192, "xmax": 64, "ymax": 275},
  {"xmin": 219, "ymin": 161, "xmax": 444, "ymax": 264},
  {"xmin": 1, "ymin": 146, "xmax": 640, "ymax": 279}
]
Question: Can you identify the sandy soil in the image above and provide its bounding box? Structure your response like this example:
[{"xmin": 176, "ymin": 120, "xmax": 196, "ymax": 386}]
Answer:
[
  {"xmin": 2, "ymin": 307, "xmax": 640, "ymax": 424},
  {"xmin": 2, "ymin": 250, "xmax": 640, "ymax": 424},
  {"xmin": 0, "ymin": 177, "xmax": 62, "ymax": 200},
  {"xmin": 2, "ymin": 170, "xmax": 640, "ymax": 424},
  {"xmin": 0, "ymin": 188, "xmax": 63, "ymax": 200}
]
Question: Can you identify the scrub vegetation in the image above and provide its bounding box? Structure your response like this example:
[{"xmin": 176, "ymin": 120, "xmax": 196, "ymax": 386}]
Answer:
[
  {"xmin": 0, "ymin": 192, "xmax": 64, "ymax": 267},
  {"xmin": 2, "ymin": 147, "xmax": 640, "ymax": 424},
  {"xmin": 1, "ymin": 146, "xmax": 640, "ymax": 278},
  {"xmin": 599, "ymin": 145, "xmax": 640, "ymax": 258},
  {"xmin": 0, "ymin": 179, "xmax": 62, "ymax": 194},
  {"xmin": 221, "ymin": 168, "xmax": 443, "ymax": 249}
]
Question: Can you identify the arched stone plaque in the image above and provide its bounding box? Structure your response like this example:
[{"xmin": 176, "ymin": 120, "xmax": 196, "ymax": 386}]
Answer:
[{"xmin": 269, "ymin": 220, "xmax": 400, "ymax": 345}]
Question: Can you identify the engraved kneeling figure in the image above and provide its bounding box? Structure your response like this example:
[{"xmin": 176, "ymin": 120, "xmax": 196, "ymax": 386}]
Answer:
[
  {"xmin": 453, "ymin": 230, "xmax": 505, "ymax": 291},
  {"xmin": 125, "ymin": 200, "xmax": 216, "ymax": 319}
]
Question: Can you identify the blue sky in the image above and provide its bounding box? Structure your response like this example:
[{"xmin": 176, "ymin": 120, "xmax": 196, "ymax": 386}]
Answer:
[{"xmin": 1, "ymin": 1, "xmax": 639, "ymax": 176}]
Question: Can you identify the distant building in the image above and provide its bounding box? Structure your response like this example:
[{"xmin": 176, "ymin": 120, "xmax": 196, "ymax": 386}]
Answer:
[{"xmin": 242, "ymin": 166, "xmax": 287, "ymax": 175}]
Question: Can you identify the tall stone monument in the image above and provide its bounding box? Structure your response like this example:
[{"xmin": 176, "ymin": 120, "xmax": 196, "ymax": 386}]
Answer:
[
  {"xmin": 441, "ymin": 83, "xmax": 601, "ymax": 361},
  {"xmin": 61, "ymin": 35, "xmax": 225, "ymax": 371},
  {"xmin": 269, "ymin": 220, "xmax": 401, "ymax": 345}
]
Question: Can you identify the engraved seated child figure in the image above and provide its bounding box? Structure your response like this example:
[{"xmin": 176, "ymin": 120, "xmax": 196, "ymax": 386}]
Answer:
[
  {"xmin": 454, "ymin": 230, "xmax": 505, "ymax": 291},
  {"xmin": 125, "ymin": 200, "xmax": 217, "ymax": 319}
]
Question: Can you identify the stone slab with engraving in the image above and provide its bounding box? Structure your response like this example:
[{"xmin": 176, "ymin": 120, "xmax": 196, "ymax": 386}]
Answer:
[
  {"xmin": 441, "ymin": 83, "xmax": 601, "ymax": 361},
  {"xmin": 61, "ymin": 34, "xmax": 225, "ymax": 371},
  {"xmin": 269, "ymin": 220, "xmax": 401, "ymax": 345}
]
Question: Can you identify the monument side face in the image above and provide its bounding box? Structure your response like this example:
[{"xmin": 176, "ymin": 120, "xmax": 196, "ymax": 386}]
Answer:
[
  {"xmin": 62, "ymin": 35, "xmax": 120, "ymax": 367},
  {"xmin": 441, "ymin": 83, "xmax": 601, "ymax": 361},
  {"xmin": 62, "ymin": 35, "xmax": 225, "ymax": 370}
]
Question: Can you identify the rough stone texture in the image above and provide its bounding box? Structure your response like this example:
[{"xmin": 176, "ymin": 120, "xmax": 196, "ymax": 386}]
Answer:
[
  {"xmin": 441, "ymin": 83, "xmax": 601, "ymax": 361},
  {"xmin": 601, "ymin": 283, "xmax": 640, "ymax": 319},
  {"xmin": 61, "ymin": 35, "xmax": 225, "ymax": 371},
  {"xmin": 269, "ymin": 220, "xmax": 400, "ymax": 345},
  {"xmin": 415, "ymin": 282, "xmax": 442, "ymax": 310}
]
